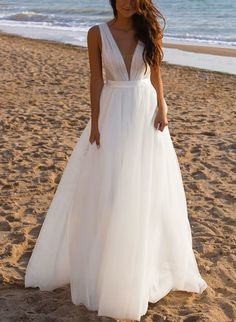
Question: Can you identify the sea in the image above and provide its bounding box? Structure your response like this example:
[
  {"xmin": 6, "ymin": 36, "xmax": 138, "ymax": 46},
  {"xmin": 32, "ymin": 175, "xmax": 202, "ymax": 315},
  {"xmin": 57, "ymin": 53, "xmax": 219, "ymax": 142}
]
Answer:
[{"xmin": 0, "ymin": 0, "xmax": 235, "ymax": 48}]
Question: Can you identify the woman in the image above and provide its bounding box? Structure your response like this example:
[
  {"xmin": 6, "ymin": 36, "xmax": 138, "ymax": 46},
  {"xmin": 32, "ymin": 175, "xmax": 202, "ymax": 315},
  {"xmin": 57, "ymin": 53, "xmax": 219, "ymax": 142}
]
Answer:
[{"xmin": 25, "ymin": 0, "xmax": 207, "ymax": 321}]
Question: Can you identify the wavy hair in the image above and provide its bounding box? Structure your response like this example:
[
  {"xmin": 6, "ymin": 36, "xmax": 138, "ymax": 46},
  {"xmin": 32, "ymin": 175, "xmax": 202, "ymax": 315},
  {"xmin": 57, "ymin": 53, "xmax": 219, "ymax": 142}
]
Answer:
[{"xmin": 109, "ymin": 0, "xmax": 166, "ymax": 72}]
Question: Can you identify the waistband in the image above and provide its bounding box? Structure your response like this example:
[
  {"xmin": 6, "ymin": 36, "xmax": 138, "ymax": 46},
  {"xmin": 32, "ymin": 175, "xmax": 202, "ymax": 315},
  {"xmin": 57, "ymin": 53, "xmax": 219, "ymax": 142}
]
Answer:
[{"xmin": 105, "ymin": 78, "xmax": 151, "ymax": 88}]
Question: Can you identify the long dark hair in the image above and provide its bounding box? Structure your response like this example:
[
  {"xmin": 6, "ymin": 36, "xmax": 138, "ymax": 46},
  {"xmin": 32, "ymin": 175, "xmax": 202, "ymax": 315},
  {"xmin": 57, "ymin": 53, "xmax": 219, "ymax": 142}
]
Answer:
[{"xmin": 109, "ymin": 0, "xmax": 166, "ymax": 72}]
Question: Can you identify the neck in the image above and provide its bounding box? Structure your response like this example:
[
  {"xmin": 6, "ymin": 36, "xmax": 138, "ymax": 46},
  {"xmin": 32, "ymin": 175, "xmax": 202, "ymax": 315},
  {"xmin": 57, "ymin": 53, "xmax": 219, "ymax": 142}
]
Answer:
[{"xmin": 113, "ymin": 14, "xmax": 133, "ymax": 30}]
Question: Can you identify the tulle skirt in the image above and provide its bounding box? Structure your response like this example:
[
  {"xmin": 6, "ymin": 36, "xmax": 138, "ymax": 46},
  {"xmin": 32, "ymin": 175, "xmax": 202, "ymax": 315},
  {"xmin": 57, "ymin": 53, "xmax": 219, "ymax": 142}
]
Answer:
[{"xmin": 25, "ymin": 78, "xmax": 207, "ymax": 321}]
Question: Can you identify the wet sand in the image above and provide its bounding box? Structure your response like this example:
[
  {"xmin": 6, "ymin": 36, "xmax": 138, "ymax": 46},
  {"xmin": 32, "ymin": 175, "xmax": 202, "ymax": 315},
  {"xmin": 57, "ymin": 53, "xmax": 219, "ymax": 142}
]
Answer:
[
  {"xmin": 0, "ymin": 32, "xmax": 235, "ymax": 322},
  {"xmin": 163, "ymin": 42, "xmax": 236, "ymax": 57}
]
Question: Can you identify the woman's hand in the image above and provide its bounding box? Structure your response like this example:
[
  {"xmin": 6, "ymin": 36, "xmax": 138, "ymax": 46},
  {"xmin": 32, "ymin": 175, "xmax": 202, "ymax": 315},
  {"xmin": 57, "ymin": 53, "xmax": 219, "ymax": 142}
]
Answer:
[
  {"xmin": 89, "ymin": 126, "xmax": 100, "ymax": 148},
  {"xmin": 154, "ymin": 101, "xmax": 168, "ymax": 132}
]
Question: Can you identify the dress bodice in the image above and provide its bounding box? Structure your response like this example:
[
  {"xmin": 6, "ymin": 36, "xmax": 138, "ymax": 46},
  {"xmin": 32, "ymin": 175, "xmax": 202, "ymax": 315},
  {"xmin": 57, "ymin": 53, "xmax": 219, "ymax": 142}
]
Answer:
[{"xmin": 98, "ymin": 22, "xmax": 151, "ymax": 82}]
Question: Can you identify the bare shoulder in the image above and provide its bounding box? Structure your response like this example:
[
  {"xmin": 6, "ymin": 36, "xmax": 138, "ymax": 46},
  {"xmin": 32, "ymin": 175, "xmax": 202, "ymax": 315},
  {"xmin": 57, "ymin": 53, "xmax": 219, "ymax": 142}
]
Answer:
[
  {"xmin": 87, "ymin": 25, "xmax": 101, "ymax": 41},
  {"xmin": 87, "ymin": 24, "xmax": 102, "ymax": 49}
]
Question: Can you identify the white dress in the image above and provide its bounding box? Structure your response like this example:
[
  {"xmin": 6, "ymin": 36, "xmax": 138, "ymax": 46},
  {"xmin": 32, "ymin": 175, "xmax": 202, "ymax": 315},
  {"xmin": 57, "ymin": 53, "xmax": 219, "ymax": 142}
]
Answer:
[{"xmin": 25, "ymin": 22, "xmax": 207, "ymax": 321}]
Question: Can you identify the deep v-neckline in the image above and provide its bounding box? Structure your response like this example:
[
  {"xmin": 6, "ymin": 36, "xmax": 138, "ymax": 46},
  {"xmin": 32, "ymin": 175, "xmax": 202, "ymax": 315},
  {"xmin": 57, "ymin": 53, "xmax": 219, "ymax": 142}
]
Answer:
[{"xmin": 105, "ymin": 22, "xmax": 140, "ymax": 80}]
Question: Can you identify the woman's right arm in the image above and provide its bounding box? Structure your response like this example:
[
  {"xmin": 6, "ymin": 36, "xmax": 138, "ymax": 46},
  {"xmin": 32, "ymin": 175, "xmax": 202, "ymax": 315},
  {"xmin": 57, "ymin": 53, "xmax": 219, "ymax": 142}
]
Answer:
[{"xmin": 87, "ymin": 25, "xmax": 104, "ymax": 147}]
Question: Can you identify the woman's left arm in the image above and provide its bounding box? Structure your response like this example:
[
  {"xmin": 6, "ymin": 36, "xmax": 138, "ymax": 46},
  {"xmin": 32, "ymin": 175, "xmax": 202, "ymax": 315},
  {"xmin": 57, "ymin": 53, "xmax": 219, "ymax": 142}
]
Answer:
[{"xmin": 150, "ymin": 36, "xmax": 168, "ymax": 131}]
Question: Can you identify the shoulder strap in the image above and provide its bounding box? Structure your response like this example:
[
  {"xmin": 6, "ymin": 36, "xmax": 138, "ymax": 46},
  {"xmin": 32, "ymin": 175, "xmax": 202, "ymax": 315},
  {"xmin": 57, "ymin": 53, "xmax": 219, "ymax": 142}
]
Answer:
[
  {"xmin": 98, "ymin": 22, "xmax": 118, "ymax": 52},
  {"xmin": 98, "ymin": 23, "xmax": 107, "ymax": 52}
]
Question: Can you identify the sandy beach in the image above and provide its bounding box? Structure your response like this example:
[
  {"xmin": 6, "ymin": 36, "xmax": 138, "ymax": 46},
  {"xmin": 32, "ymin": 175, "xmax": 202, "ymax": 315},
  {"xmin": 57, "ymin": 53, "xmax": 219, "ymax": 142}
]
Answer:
[{"xmin": 0, "ymin": 32, "xmax": 235, "ymax": 321}]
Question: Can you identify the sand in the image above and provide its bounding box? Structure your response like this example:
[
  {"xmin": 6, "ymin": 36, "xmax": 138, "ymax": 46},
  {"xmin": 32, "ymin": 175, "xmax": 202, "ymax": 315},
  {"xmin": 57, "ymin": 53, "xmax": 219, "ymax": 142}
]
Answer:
[
  {"xmin": 163, "ymin": 42, "xmax": 236, "ymax": 58},
  {"xmin": 0, "ymin": 32, "xmax": 235, "ymax": 322}
]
